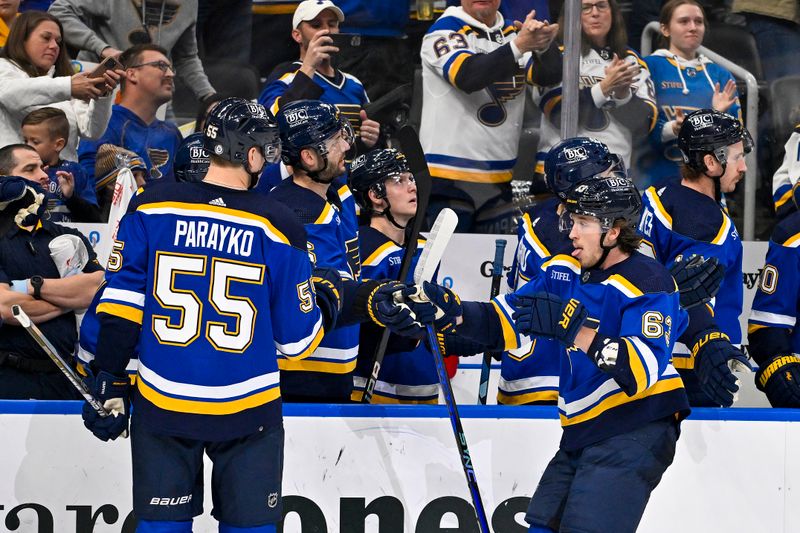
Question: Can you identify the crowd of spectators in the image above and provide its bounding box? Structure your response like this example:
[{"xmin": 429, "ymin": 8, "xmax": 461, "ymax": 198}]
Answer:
[{"xmin": 0, "ymin": 0, "xmax": 798, "ymax": 405}]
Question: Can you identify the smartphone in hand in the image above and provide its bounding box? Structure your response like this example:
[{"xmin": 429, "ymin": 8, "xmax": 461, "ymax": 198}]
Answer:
[
  {"xmin": 328, "ymin": 33, "xmax": 362, "ymax": 49},
  {"xmin": 89, "ymin": 56, "xmax": 123, "ymax": 79}
]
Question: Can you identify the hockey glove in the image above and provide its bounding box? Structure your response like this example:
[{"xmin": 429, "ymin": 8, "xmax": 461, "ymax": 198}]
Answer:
[
  {"xmin": 82, "ymin": 370, "xmax": 130, "ymax": 442},
  {"xmin": 404, "ymin": 281, "xmax": 463, "ymax": 332},
  {"xmin": 510, "ymin": 292, "xmax": 588, "ymax": 347},
  {"xmin": 691, "ymin": 330, "xmax": 750, "ymax": 407},
  {"xmin": 670, "ymin": 255, "xmax": 724, "ymax": 309},
  {"xmin": 755, "ymin": 354, "xmax": 800, "ymax": 408},
  {"xmin": 311, "ymin": 267, "xmax": 342, "ymax": 330},
  {"xmin": 367, "ymin": 281, "xmax": 433, "ymax": 338}
]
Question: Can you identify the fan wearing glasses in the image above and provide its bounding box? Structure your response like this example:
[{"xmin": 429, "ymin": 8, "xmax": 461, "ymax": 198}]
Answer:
[{"xmin": 78, "ymin": 44, "xmax": 183, "ymax": 187}]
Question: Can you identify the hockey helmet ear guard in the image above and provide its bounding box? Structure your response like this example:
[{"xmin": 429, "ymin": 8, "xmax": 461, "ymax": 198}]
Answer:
[
  {"xmin": 348, "ymin": 148, "xmax": 411, "ymax": 209},
  {"xmin": 561, "ymin": 174, "xmax": 642, "ymax": 233},
  {"xmin": 678, "ymin": 109, "xmax": 752, "ymax": 172},
  {"xmin": 545, "ymin": 137, "xmax": 621, "ymax": 200}
]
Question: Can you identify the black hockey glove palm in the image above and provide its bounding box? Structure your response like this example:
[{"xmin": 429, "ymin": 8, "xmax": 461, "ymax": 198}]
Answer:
[
  {"xmin": 82, "ymin": 370, "xmax": 130, "ymax": 442},
  {"xmin": 755, "ymin": 354, "xmax": 800, "ymax": 408},
  {"xmin": 403, "ymin": 281, "xmax": 462, "ymax": 332},
  {"xmin": 691, "ymin": 330, "xmax": 750, "ymax": 407},
  {"xmin": 670, "ymin": 255, "xmax": 724, "ymax": 309},
  {"xmin": 511, "ymin": 292, "xmax": 588, "ymax": 347}
]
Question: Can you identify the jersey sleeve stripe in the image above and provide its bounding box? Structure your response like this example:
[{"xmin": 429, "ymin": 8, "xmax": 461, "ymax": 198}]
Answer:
[
  {"xmin": 429, "ymin": 165, "xmax": 512, "ymax": 183},
  {"xmin": 101, "ymin": 287, "xmax": 145, "ymax": 307},
  {"xmin": 523, "ymin": 213, "xmax": 551, "ymax": 258},
  {"xmin": 783, "ymin": 232, "xmax": 800, "ymax": 248},
  {"xmin": 644, "ymin": 187, "xmax": 672, "ymax": 229},
  {"xmin": 274, "ymin": 315, "xmax": 324, "ymax": 359},
  {"xmin": 277, "ymin": 356, "xmax": 357, "ymax": 374},
  {"xmin": 601, "ymin": 275, "xmax": 644, "ymax": 298},
  {"xmin": 443, "ymin": 50, "xmax": 473, "ymax": 86},
  {"xmin": 710, "ymin": 214, "xmax": 731, "ymax": 245},
  {"xmin": 628, "ymin": 336, "xmax": 661, "ymax": 391},
  {"xmin": 774, "ymin": 184, "xmax": 792, "ymax": 211},
  {"xmin": 96, "ymin": 302, "xmax": 143, "ymax": 324},
  {"xmin": 749, "ymin": 309, "xmax": 796, "ymax": 327},
  {"xmin": 314, "ymin": 203, "xmax": 335, "ymax": 225},
  {"xmin": 337, "ymin": 184, "xmax": 353, "ymax": 201},
  {"xmin": 138, "ymin": 202, "xmax": 290, "ymax": 244},
  {"xmin": 270, "ymin": 96, "xmax": 281, "ymax": 116},
  {"xmin": 645, "ymin": 100, "xmax": 658, "ymax": 133},
  {"xmin": 492, "ymin": 298, "xmax": 520, "ymax": 350},
  {"xmin": 622, "ymin": 337, "xmax": 649, "ymax": 393},
  {"xmin": 137, "ymin": 378, "xmax": 280, "ymax": 415},
  {"xmin": 363, "ymin": 241, "xmax": 400, "ymax": 267}
]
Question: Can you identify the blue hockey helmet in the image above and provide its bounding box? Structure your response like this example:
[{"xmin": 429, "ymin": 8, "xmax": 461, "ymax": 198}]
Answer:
[
  {"xmin": 348, "ymin": 148, "xmax": 411, "ymax": 209},
  {"xmin": 545, "ymin": 137, "xmax": 624, "ymax": 201},
  {"xmin": 678, "ymin": 109, "xmax": 753, "ymax": 172},
  {"xmin": 563, "ymin": 174, "xmax": 642, "ymax": 231},
  {"xmin": 175, "ymin": 133, "xmax": 210, "ymax": 183},
  {"xmin": 276, "ymin": 100, "xmax": 354, "ymax": 167},
  {"xmin": 202, "ymin": 97, "xmax": 281, "ymax": 167}
]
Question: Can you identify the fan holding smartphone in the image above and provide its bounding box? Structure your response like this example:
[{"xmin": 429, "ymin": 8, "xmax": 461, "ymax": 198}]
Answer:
[
  {"xmin": 87, "ymin": 56, "xmax": 125, "ymax": 97},
  {"xmin": 257, "ymin": 0, "xmax": 382, "ymax": 151}
]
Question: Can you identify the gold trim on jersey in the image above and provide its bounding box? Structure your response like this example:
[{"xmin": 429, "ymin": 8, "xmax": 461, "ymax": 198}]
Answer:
[
  {"xmin": 601, "ymin": 274, "xmax": 644, "ymax": 299},
  {"xmin": 497, "ymin": 389, "xmax": 558, "ymax": 405},
  {"xmin": 137, "ymin": 378, "xmax": 280, "ymax": 415},
  {"xmin": 97, "ymin": 302, "xmax": 144, "ymax": 325},
  {"xmin": 277, "ymin": 357, "xmax": 357, "ymax": 374},
  {"xmin": 492, "ymin": 300, "xmax": 519, "ymax": 350},
  {"xmin": 363, "ymin": 241, "xmax": 400, "ymax": 267},
  {"xmin": 644, "ymin": 187, "xmax": 673, "ymax": 229},
  {"xmin": 429, "ymin": 165, "xmax": 512, "ymax": 183},
  {"xmin": 710, "ymin": 213, "xmax": 732, "ymax": 245}
]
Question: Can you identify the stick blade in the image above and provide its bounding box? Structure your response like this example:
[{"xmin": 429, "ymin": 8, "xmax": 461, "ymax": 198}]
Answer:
[{"xmin": 414, "ymin": 208, "xmax": 458, "ymax": 285}]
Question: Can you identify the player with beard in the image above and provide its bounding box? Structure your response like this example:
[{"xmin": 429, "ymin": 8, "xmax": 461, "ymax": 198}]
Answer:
[{"xmin": 638, "ymin": 109, "xmax": 751, "ymax": 407}]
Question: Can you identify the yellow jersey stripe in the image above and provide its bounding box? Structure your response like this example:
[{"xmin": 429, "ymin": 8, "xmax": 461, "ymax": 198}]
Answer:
[
  {"xmin": 645, "ymin": 100, "xmax": 658, "ymax": 133},
  {"xmin": 543, "ymin": 95, "xmax": 562, "ymax": 117},
  {"xmin": 137, "ymin": 379, "xmax": 280, "ymax": 415},
  {"xmin": 523, "ymin": 213, "xmax": 551, "ymax": 258},
  {"xmin": 447, "ymin": 52, "xmax": 471, "ymax": 86},
  {"xmin": 429, "ymin": 165, "xmax": 512, "ymax": 183},
  {"xmin": 97, "ymin": 302, "xmax": 143, "ymax": 325},
  {"xmin": 560, "ymin": 376, "xmax": 684, "ymax": 426},
  {"xmin": 784, "ymin": 232, "xmax": 800, "ymax": 248},
  {"xmin": 498, "ymin": 389, "xmax": 558, "ymax": 405},
  {"xmin": 711, "ymin": 215, "xmax": 731, "ymax": 245},
  {"xmin": 277, "ymin": 357, "xmax": 357, "ymax": 374},
  {"xmin": 645, "ymin": 187, "xmax": 672, "ymax": 229},
  {"xmin": 280, "ymin": 325, "xmax": 325, "ymax": 361},
  {"xmin": 491, "ymin": 300, "xmax": 519, "ymax": 351},
  {"xmin": 541, "ymin": 254, "xmax": 581, "ymax": 273},
  {"xmin": 603, "ymin": 274, "xmax": 644, "ymax": 298},
  {"xmin": 314, "ymin": 203, "xmax": 333, "ymax": 225},
  {"xmin": 775, "ymin": 187, "xmax": 793, "ymax": 209},
  {"xmin": 363, "ymin": 241, "xmax": 400, "ymax": 267},
  {"xmin": 623, "ymin": 338, "xmax": 649, "ymax": 394},
  {"xmin": 747, "ymin": 323, "xmax": 767, "ymax": 334}
]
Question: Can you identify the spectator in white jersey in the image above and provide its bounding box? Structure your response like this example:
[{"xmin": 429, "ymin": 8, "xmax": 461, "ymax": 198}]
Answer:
[
  {"xmin": 419, "ymin": 0, "xmax": 558, "ymax": 232},
  {"xmin": 528, "ymin": 0, "xmax": 657, "ymax": 189}
]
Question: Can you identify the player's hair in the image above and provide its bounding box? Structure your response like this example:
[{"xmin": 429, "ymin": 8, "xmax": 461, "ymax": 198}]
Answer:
[
  {"xmin": 659, "ymin": 0, "xmax": 707, "ymax": 49},
  {"xmin": 21, "ymin": 107, "xmax": 70, "ymax": 142},
  {"xmin": 680, "ymin": 162, "xmax": 705, "ymax": 181},
  {"xmin": 1, "ymin": 11, "xmax": 73, "ymax": 78},
  {"xmin": 208, "ymin": 154, "xmax": 240, "ymax": 169},
  {"xmin": 558, "ymin": 0, "xmax": 628, "ymax": 58},
  {"xmin": 0, "ymin": 144, "xmax": 38, "ymax": 175},
  {"xmin": 613, "ymin": 220, "xmax": 642, "ymax": 254},
  {"xmin": 118, "ymin": 43, "xmax": 170, "ymax": 91}
]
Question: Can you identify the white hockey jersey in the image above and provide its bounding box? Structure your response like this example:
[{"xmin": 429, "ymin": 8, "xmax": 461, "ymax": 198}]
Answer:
[
  {"xmin": 419, "ymin": 6, "xmax": 528, "ymax": 184},
  {"xmin": 532, "ymin": 46, "xmax": 656, "ymax": 173}
]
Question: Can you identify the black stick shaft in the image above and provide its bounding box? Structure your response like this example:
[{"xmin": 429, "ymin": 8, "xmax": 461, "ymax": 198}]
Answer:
[{"xmin": 478, "ymin": 239, "xmax": 507, "ymax": 405}]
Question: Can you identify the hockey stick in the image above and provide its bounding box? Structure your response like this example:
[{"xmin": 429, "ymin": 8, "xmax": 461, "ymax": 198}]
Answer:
[
  {"xmin": 414, "ymin": 208, "xmax": 490, "ymax": 533},
  {"xmin": 478, "ymin": 239, "xmax": 507, "ymax": 405},
  {"xmin": 361, "ymin": 125, "xmax": 433, "ymax": 403},
  {"xmin": 11, "ymin": 305, "xmax": 109, "ymax": 417}
]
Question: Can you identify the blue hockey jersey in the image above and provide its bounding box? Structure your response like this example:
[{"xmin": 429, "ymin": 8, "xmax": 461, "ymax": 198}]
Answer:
[
  {"xmin": 749, "ymin": 211, "xmax": 800, "ymax": 355},
  {"xmin": 95, "ymin": 181, "xmax": 324, "ymax": 440},
  {"xmin": 638, "ymin": 50, "xmax": 741, "ymax": 188},
  {"xmin": 268, "ymin": 178, "xmax": 360, "ymax": 399},
  {"xmin": 352, "ymin": 226, "xmax": 438, "ymax": 403},
  {"xmin": 78, "ymin": 105, "xmax": 182, "ymax": 184},
  {"xmin": 639, "ymin": 183, "xmax": 744, "ymax": 365},
  {"xmin": 494, "ymin": 252, "xmax": 689, "ymax": 450},
  {"xmin": 43, "ymin": 159, "xmax": 98, "ymax": 222},
  {"xmin": 499, "ymin": 197, "xmax": 569, "ymax": 405}
]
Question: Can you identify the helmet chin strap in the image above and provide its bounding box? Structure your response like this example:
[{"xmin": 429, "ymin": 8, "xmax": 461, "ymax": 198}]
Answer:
[
  {"xmin": 587, "ymin": 231, "xmax": 616, "ymax": 270},
  {"xmin": 373, "ymin": 196, "xmax": 407, "ymax": 230}
]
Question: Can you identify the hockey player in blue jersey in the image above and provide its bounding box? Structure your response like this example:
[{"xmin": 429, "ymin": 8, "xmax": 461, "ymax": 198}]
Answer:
[
  {"xmin": 347, "ymin": 148, "xmax": 441, "ymax": 403},
  {"xmin": 271, "ymin": 100, "xmax": 427, "ymax": 403},
  {"xmin": 408, "ymin": 174, "xmax": 690, "ymax": 533},
  {"xmin": 501, "ymin": 137, "xmax": 625, "ymax": 405},
  {"xmin": 79, "ymin": 98, "xmax": 352, "ymax": 533},
  {"xmin": 748, "ymin": 205, "xmax": 800, "ymax": 407},
  {"xmin": 639, "ymin": 109, "xmax": 752, "ymax": 407}
]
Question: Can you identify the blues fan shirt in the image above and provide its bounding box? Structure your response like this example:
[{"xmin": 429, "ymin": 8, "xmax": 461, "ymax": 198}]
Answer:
[
  {"xmin": 352, "ymin": 226, "xmax": 438, "ymax": 403},
  {"xmin": 44, "ymin": 159, "xmax": 99, "ymax": 222},
  {"xmin": 95, "ymin": 182, "xmax": 324, "ymax": 440},
  {"xmin": 493, "ymin": 253, "xmax": 689, "ymax": 450}
]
